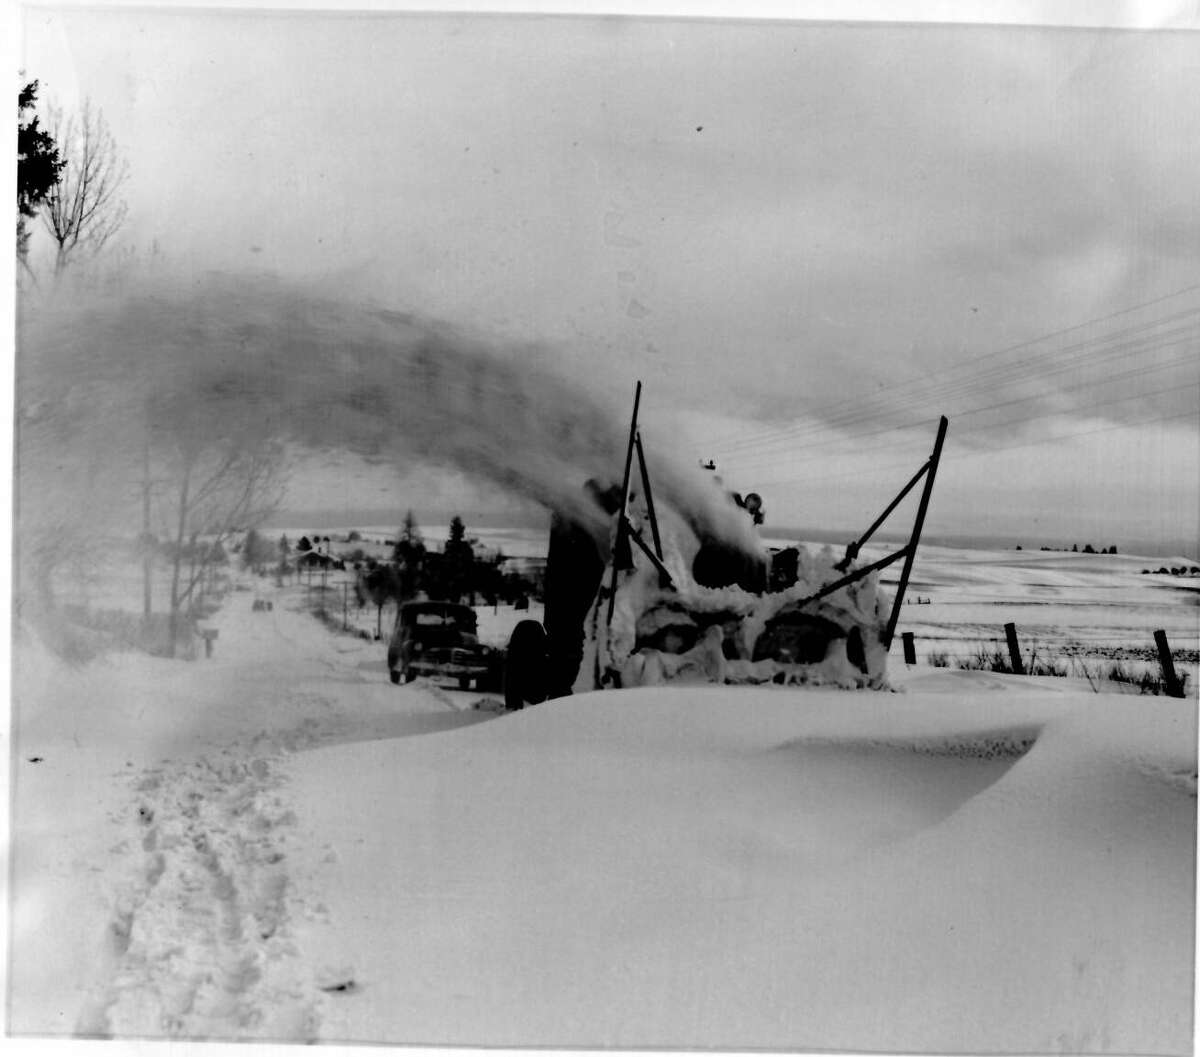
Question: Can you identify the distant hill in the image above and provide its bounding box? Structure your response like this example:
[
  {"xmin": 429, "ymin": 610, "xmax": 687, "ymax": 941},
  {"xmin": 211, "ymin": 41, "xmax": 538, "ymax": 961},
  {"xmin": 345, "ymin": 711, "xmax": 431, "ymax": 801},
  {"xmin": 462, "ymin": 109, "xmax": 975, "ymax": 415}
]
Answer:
[
  {"xmin": 275, "ymin": 510, "xmax": 1196, "ymax": 563},
  {"xmin": 272, "ymin": 507, "xmax": 549, "ymax": 536}
]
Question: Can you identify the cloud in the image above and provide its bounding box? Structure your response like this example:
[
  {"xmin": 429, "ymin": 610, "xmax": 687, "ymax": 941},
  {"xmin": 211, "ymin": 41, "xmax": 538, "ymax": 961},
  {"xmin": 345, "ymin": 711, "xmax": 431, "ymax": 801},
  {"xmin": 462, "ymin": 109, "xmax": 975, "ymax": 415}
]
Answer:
[
  {"xmin": 17, "ymin": 271, "xmax": 768, "ymax": 559},
  {"xmin": 19, "ymin": 12, "xmax": 1198, "ymax": 544}
]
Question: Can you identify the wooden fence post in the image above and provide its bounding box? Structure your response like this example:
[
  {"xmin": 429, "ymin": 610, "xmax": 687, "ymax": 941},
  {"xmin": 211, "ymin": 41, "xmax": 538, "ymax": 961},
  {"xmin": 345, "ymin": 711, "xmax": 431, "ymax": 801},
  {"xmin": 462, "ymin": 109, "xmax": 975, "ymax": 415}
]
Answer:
[
  {"xmin": 1004, "ymin": 622, "xmax": 1025, "ymax": 675},
  {"xmin": 901, "ymin": 632, "xmax": 916, "ymax": 666},
  {"xmin": 1154, "ymin": 630, "xmax": 1185, "ymax": 698}
]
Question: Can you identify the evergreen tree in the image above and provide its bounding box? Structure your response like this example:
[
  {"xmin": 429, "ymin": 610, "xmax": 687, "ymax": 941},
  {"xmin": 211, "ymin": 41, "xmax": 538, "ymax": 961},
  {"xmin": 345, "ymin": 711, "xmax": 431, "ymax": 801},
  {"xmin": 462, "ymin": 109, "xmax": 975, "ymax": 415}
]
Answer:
[
  {"xmin": 242, "ymin": 529, "xmax": 261, "ymax": 571},
  {"xmin": 17, "ymin": 80, "xmax": 64, "ymax": 268},
  {"xmin": 393, "ymin": 510, "xmax": 426, "ymax": 598},
  {"xmin": 242, "ymin": 529, "xmax": 274, "ymax": 572},
  {"xmin": 443, "ymin": 516, "xmax": 475, "ymax": 603},
  {"xmin": 394, "ymin": 511, "xmax": 423, "ymax": 556}
]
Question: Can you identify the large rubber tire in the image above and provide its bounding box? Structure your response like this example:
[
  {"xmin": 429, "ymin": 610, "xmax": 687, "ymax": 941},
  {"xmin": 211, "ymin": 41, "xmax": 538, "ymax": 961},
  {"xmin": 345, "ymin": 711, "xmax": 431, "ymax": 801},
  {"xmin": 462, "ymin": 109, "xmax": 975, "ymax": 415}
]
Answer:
[
  {"xmin": 504, "ymin": 620, "xmax": 549, "ymax": 711},
  {"xmin": 389, "ymin": 669, "xmax": 402, "ymax": 685}
]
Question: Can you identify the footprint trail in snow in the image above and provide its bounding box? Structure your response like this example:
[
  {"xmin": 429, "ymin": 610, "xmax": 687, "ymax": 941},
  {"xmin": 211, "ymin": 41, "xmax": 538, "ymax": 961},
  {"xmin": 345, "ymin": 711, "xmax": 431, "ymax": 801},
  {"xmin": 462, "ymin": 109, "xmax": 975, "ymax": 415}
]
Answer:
[{"xmin": 76, "ymin": 742, "xmax": 337, "ymax": 1041}]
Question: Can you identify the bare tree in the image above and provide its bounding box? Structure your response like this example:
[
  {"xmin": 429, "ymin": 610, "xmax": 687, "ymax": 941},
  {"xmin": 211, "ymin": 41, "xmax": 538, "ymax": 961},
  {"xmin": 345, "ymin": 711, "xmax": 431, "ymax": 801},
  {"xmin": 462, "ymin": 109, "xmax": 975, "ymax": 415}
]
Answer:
[
  {"xmin": 154, "ymin": 426, "xmax": 287, "ymax": 657},
  {"xmin": 41, "ymin": 99, "xmax": 129, "ymax": 275},
  {"xmin": 356, "ymin": 564, "xmax": 401, "ymax": 640}
]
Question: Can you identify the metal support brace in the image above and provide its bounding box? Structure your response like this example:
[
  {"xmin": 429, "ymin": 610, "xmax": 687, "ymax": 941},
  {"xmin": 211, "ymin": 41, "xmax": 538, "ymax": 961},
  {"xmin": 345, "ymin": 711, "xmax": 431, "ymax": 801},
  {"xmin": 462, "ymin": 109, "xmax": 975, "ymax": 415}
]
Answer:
[
  {"xmin": 607, "ymin": 381, "xmax": 643, "ymax": 625},
  {"xmin": 634, "ymin": 431, "xmax": 664, "ymax": 561},
  {"xmin": 605, "ymin": 382, "xmax": 676, "ymax": 623},
  {"xmin": 791, "ymin": 546, "xmax": 910, "ymax": 611},
  {"xmin": 883, "ymin": 415, "xmax": 949, "ymax": 648},
  {"xmin": 808, "ymin": 416, "xmax": 948, "ymax": 652},
  {"xmin": 836, "ymin": 459, "xmax": 930, "ymax": 572},
  {"xmin": 624, "ymin": 518, "xmax": 674, "ymax": 586}
]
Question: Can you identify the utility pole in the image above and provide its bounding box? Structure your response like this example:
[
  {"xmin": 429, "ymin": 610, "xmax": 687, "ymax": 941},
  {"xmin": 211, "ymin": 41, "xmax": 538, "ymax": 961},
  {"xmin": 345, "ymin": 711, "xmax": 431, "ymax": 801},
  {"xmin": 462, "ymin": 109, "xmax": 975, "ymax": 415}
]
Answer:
[{"xmin": 141, "ymin": 437, "xmax": 153, "ymax": 622}]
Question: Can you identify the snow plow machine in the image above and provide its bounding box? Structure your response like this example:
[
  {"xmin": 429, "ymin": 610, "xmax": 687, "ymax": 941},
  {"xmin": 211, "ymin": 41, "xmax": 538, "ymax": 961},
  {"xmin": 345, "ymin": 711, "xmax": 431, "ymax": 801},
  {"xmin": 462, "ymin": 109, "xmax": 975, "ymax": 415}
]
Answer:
[{"xmin": 502, "ymin": 383, "xmax": 948, "ymax": 710}]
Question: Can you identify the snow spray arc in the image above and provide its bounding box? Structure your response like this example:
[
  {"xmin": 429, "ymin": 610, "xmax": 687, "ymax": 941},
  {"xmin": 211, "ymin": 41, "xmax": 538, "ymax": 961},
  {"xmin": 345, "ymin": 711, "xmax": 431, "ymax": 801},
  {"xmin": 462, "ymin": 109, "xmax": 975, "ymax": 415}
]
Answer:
[{"xmin": 15, "ymin": 272, "xmax": 758, "ymax": 559}]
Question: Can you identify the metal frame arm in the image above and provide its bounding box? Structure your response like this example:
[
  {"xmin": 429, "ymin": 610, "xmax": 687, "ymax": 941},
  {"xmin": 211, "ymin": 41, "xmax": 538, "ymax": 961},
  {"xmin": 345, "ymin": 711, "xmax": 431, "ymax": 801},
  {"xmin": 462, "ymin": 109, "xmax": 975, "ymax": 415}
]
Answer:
[
  {"xmin": 792, "ymin": 545, "xmax": 911, "ymax": 610},
  {"xmin": 814, "ymin": 416, "xmax": 949, "ymax": 652},
  {"xmin": 606, "ymin": 382, "xmax": 643, "ymax": 624},
  {"xmin": 624, "ymin": 518, "xmax": 674, "ymax": 587},
  {"xmin": 837, "ymin": 459, "xmax": 930, "ymax": 571},
  {"xmin": 883, "ymin": 415, "xmax": 948, "ymax": 647}
]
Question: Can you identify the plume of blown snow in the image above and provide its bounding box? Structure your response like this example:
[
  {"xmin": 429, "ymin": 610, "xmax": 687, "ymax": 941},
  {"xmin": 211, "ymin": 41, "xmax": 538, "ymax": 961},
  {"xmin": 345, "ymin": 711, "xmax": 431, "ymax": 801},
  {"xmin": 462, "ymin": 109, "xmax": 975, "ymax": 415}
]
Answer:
[{"xmin": 16, "ymin": 271, "xmax": 764, "ymax": 573}]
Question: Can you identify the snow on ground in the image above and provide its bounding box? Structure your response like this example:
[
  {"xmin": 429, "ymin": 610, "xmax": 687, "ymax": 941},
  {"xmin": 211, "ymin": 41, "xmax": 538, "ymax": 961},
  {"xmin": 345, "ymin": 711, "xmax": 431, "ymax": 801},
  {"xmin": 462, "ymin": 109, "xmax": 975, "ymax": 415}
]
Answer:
[
  {"xmin": 8, "ymin": 579, "xmax": 496, "ymax": 1042},
  {"xmin": 6, "ymin": 545, "xmax": 1197, "ymax": 1053},
  {"xmin": 286, "ymin": 682, "xmax": 1194, "ymax": 1053},
  {"xmin": 863, "ymin": 542, "xmax": 1199, "ymax": 677}
]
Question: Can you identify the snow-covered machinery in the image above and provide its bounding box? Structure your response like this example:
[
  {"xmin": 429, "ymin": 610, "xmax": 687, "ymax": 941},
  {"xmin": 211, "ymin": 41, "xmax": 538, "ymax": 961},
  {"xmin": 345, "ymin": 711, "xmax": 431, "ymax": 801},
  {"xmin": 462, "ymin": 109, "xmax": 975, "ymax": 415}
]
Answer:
[{"xmin": 502, "ymin": 383, "xmax": 948, "ymax": 709}]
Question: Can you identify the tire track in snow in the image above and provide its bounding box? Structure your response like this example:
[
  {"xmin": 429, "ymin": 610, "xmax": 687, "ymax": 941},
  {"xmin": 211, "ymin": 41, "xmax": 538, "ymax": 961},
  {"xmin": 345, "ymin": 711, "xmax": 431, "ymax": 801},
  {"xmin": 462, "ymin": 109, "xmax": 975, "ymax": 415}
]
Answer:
[
  {"xmin": 420, "ymin": 680, "xmax": 465, "ymax": 711},
  {"xmin": 75, "ymin": 743, "xmax": 330, "ymax": 1042}
]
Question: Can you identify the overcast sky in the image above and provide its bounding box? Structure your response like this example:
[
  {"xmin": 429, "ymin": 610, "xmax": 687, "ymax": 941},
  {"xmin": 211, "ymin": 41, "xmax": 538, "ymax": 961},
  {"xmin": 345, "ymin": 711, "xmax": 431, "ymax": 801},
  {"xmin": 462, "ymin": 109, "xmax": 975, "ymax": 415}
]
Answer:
[{"xmin": 15, "ymin": 3, "xmax": 1200, "ymax": 551}]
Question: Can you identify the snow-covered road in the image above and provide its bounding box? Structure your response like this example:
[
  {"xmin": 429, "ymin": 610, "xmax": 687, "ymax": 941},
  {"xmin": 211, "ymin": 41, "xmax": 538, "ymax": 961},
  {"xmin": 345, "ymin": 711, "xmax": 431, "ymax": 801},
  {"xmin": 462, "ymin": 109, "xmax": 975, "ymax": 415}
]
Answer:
[{"xmin": 9, "ymin": 581, "xmax": 498, "ymax": 1041}]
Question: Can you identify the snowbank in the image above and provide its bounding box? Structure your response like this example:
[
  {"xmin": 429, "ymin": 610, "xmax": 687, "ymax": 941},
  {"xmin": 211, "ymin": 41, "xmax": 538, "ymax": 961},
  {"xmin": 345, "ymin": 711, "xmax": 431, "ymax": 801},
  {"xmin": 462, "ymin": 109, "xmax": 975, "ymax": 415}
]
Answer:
[
  {"xmin": 276, "ymin": 683, "xmax": 1193, "ymax": 1052},
  {"xmin": 7, "ymin": 560, "xmax": 1195, "ymax": 1053}
]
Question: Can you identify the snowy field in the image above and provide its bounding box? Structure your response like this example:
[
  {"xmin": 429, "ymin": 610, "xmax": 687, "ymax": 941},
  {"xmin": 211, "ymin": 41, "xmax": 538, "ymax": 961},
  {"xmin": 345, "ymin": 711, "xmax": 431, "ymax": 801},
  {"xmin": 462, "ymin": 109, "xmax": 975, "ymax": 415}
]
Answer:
[
  {"xmin": 6, "ymin": 539, "xmax": 1197, "ymax": 1053},
  {"xmin": 850, "ymin": 541, "xmax": 1199, "ymax": 681}
]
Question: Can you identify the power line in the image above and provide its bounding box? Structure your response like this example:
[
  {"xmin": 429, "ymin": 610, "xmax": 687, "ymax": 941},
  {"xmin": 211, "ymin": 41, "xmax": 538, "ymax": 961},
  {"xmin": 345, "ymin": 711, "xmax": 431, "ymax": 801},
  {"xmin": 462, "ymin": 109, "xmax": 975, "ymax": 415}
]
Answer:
[
  {"xmin": 951, "ymin": 407, "xmax": 1199, "ymax": 459},
  {"xmin": 746, "ymin": 406, "xmax": 1199, "ymax": 487},
  {"xmin": 705, "ymin": 284, "xmax": 1200, "ymax": 455},
  {"xmin": 720, "ymin": 355, "xmax": 1199, "ymax": 471},
  {"xmin": 714, "ymin": 313, "xmax": 1200, "ymax": 457},
  {"xmin": 709, "ymin": 283, "xmax": 1200, "ymax": 451}
]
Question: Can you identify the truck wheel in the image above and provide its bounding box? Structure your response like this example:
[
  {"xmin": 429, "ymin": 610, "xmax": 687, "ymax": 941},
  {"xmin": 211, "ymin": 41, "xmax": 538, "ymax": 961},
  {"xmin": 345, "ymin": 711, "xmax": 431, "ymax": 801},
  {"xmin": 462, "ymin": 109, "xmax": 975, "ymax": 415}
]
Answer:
[
  {"xmin": 389, "ymin": 669, "xmax": 401, "ymax": 685},
  {"xmin": 485, "ymin": 656, "xmax": 506, "ymax": 693},
  {"xmin": 505, "ymin": 620, "xmax": 548, "ymax": 710},
  {"xmin": 459, "ymin": 676, "xmax": 471, "ymax": 691}
]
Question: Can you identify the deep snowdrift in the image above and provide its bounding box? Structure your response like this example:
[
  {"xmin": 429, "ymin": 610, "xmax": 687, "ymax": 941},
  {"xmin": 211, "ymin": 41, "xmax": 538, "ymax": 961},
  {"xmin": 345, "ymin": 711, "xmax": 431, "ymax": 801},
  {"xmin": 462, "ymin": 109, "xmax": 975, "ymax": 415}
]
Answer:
[
  {"xmin": 6, "ymin": 571, "xmax": 1196, "ymax": 1053},
  {"xmin": 280, "ymin": 684, "xmax": 1194, "ymax": 1052}
]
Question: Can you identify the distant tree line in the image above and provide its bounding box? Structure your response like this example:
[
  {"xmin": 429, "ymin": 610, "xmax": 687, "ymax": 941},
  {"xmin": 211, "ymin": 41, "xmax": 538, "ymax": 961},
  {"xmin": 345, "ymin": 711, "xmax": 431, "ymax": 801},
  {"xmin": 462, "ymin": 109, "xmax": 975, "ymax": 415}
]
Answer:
[
  {"xmin": 239, "ymin": 512, "xmax": 543, "ymax": 616},
  {"xmin": 348, "ymin": 512, "xmax": 537, "ymax": 611},
  {"xmin": 1030, "ymin": 543, "xmax": 1119, "ymax": 554}
]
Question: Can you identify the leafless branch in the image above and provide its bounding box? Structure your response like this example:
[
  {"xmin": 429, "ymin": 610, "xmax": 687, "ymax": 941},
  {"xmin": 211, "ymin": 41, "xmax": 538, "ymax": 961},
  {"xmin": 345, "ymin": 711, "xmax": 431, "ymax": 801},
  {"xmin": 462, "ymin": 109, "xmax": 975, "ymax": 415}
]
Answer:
[
  {"xmin": 40, "ymin": 99, "xmax": 129, "ymax": 275},
  {"xmin": 156, "ymin": 433, "xmax": 287, "ymax": 655}
]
